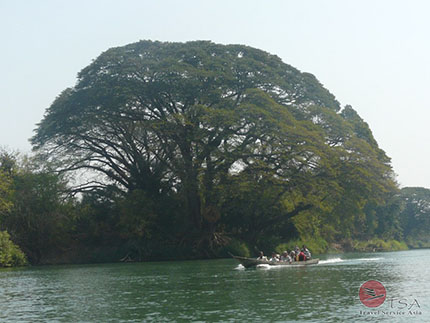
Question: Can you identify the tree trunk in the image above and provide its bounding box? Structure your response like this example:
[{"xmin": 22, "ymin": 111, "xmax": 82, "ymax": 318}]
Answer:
[{"xmin": 185, "ymin": 180, "xmax": 202, "ymax": 230}]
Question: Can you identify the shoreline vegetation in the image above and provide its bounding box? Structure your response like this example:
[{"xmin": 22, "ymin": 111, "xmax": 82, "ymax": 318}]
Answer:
[
  {"xmin": 0, "ymin": 231, "xmax": 27, "ymax": 267},
  {"xmin": 0, "ymin": 237, "xmax": 421, "ymax": 267},
  {"xmin": 0, "ymin": 239, "xmax": 420, "ymax": 268},
  {"xmin": 2, "ymin": 41, "xmax": 430, "ymax": 267}
]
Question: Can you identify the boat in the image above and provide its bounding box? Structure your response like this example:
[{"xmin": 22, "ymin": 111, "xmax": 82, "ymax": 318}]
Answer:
[{"xmin": 231, "ymin": 255, "xmax": 319, "ymax": 268}]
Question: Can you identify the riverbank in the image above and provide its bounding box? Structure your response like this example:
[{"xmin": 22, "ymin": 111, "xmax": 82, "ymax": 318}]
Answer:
[
  {"xmin": 328, "ymin": 239, "xmax": 408, "ymax": 253},
  {"xmin": 5, "ymin": 235, "xmax": 428, "ymax": 267}
]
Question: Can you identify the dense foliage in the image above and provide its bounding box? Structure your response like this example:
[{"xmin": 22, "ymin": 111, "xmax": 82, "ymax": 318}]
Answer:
[
  {"xmin": 0, "ymin": 231, "xmax": 27, "ymax": 267},
  {"xmin": 399, "ymin": 187, "xmax": 430, "ymax": 248},
  {"xmin": 1, "ymin": 41, "xmax": 429, "ymax": 264}
]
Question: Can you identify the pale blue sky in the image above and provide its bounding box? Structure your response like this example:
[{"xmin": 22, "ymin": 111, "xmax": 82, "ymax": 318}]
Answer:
[{"xmin": 1, "ymin": 0, "xmax": 429, "ymax": 188}]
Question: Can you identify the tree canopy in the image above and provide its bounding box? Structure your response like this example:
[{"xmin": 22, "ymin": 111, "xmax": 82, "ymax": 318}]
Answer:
[{"xmin": 31, "ymin": 41, "xmax": 399, "ymax": 257}]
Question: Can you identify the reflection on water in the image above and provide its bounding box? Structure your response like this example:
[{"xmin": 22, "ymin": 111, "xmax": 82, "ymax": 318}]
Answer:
[{"xmin": 0, "ymin": 250, "xmax": 429, "ymax": 322}]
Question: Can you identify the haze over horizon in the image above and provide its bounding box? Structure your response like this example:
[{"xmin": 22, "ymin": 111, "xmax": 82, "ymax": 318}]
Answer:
[{"xmin": 1, "ymin": 0, "xmax": 429, "ymax": 188}]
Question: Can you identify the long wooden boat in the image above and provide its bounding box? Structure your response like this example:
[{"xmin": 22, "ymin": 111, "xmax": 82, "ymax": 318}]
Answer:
[{"xmin": 231, "ymin": 255, "xmax": 319, "ymax": 268}]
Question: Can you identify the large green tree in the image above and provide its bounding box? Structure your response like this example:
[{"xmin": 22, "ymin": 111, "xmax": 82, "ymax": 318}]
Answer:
[
  {"xmin": 32, "ymin": 41, "xmax": 397, "ymax": 254},
  {"xmin": 32, "ymin": 42, "xmax": 340, "ymax": 241}
]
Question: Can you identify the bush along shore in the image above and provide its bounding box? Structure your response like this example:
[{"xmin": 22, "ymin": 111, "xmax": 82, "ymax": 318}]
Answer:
[{"xmin": 0, "ymin": 231, "xmax": 27, "ymax": 267}]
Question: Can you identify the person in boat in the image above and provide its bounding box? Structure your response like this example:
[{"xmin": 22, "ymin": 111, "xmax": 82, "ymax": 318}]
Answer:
[
  {"xmin": 257, "ymin": 251, "xmax": 268, "ymax": 261},
  {"xmin": 298, "ymin": 249, "xmax": 306, "ymax": 261},
  {"xmin": 280, "ymin": 251, "xmax": 292, "ymax": 262},
  {"xmin": 269, "ymin": 252, "xmax": 279, "ymax": 262},
  {"xmin": 303, "ymin": 245, "xmax": 311, "ymax": 259},
  {"xmin": 292, "ymin": 246, "xmax": 300, "ymax": 261},
  {"xmin": 289, "ymin": 250, "xmax": 296, "ymax": 261}
]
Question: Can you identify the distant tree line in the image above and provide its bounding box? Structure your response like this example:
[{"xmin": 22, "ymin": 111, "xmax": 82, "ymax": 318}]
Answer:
[{"xmin": 1, "ymin": 41, "xmax": 429, "ymax": 265}]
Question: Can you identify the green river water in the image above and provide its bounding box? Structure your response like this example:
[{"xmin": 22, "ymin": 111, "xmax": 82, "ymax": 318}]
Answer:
[{"xmin": 0, "ymin": 249, "xmax": 429, "ymax": 322}]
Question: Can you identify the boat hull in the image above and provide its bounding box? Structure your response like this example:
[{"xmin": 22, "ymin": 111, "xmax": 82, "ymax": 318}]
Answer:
[{"xmin": 232, "ymin": 255, "xmax": 319, "ymax": 268}]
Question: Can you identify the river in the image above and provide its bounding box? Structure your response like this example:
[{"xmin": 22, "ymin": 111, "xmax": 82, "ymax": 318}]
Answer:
[{"xmin": 0, "ymin": 249, "xmax": 429, "ymax": 322}]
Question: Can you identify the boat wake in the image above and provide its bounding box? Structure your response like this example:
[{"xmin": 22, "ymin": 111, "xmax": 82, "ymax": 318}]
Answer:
[
  {"xmin": 319, "ymin": 258, "xmax": 344, "ymax": 264},
  {"xmin": 318, "ymin": 257, "xmax": 382, "ymax": 265},
  {"xmin": 355, "ymin": 257, "xmax": 382, "ymax": 262},
  {"xmin": 256, "ymin": 264, "xmax": 290, "ymax": 270},
  {"xmin": 257, "ymin": 264, "xmax": 272, "ymax": 269}
]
